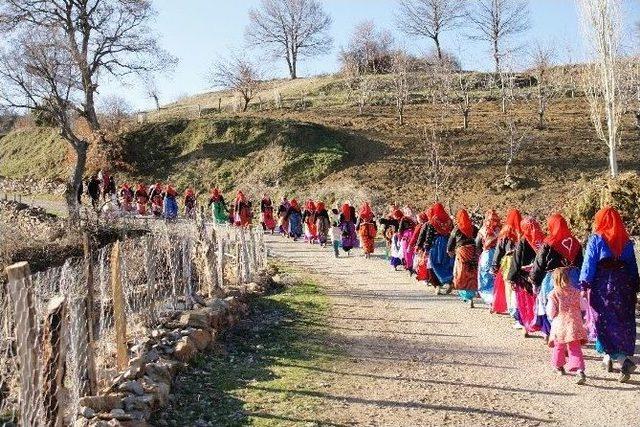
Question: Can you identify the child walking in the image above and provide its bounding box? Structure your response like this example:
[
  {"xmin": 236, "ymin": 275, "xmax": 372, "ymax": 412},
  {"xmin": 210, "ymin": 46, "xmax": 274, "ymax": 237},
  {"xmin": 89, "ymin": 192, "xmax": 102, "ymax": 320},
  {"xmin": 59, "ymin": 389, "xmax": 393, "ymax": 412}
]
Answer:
[
  {"xmin": 330, "ymin": 222, "xmax": 342, "ymax": 258},
  {"xmin": 546, "ymin": 267, "xmax": 588, "ymax": 385}
]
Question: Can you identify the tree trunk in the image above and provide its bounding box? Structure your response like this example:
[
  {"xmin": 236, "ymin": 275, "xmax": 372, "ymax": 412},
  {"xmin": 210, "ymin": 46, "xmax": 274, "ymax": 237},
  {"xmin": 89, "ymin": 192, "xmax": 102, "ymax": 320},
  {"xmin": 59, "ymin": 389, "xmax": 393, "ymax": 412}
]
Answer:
[
  {"xmin": 153, "ymin": 95, "xmax": 160, "ymax": 111},
  {"xmin": 538, "ymin": 110, "xmax": 544, "ymax": 129},
  {"xmin": 463, "ymin": 110, "xmax": 469, "ymax": 130},
  {"xmin": 609, "ymin": 143, "xmax": 619, "ymax": 178},
  {"xmin": 242, "ymin": 97, "xmax": 250, "ymax": 112},
  {"xmin": 288, "ymin": 49, "xmax": 298, "ymax": 80},
  {"xmin": 66, "ymin": 140, "xmax": 88, "ymax": 222},
  {"xmin": 434, "ymin": 35, "xmax": 443, "ymax": 63}
]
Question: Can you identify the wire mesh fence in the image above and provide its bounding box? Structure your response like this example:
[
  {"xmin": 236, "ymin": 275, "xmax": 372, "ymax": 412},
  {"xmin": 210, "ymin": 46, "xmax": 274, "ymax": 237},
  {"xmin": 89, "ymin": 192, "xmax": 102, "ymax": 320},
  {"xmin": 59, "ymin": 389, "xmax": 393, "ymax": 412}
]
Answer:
[{"xmin": 0, "ymin": 219, "xmax": 266, "ymax": 425}]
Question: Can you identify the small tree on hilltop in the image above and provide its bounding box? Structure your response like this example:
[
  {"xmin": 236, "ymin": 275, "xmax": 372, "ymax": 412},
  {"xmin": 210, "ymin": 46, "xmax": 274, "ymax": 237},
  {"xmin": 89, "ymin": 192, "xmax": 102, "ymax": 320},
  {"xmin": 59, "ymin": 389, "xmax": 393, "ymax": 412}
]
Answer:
[
  {"xmin": 423, "ymin": 126, "xmax": 458, "ymax": 201},
  {"xmin": 390, "ymin": 51, "xmax": 414, "ymax": 125},
  {"xmin": 0, "ymin": 0, "xmax": 173, "ymax": 220},
  {"xmin": 210, "ymin": 55, "xmax": 262, "ymax": 112},
  {"xmin": 530, "ymin": 43, "xmax": 559, "ymax": 129},
  {"xmin": 246, "ymin": 0, "xmax": 333, "ymax": 80},
  {"xmin": 395, "ymin": 0, "xmax": 468, "ymax": 64},
  {"xmin": 339, "ymin": 20, "xmax": 395, "ymax": 75}
]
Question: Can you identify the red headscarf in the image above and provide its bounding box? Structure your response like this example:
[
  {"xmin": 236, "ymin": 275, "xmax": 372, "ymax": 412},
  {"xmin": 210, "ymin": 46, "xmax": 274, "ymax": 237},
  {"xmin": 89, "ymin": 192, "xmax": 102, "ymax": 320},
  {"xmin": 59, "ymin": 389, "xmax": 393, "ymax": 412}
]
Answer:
[
  {"xmin": 185, "ymin": 188, "xmax": 195, "ymax": 197},
  {"xmin": 235, "ymin": 191, "xmax": 246, "ymax": 203},
  {"xmin": 211, "ymin": 188, "xmax": 220, "ymax": 197},
  {"xmin": 359, "ymin": 202, "xmax": 374, "ymax": 221},
  {"xmin": 136, "ymin": 183, "xmax": 146, "ymax": 192},
  {"xmin": 341, "ymin": 203, "xmax": 352, "ymax": 222},
  {"xmin": 499, "ymin": 209, "xmax": 522, "ymax": 243},
  {"xmin": 593, "ymin": 207, "xmax": 629, "ymax": 258},
  {"xmin": 520, "ymin": 216, "xmax": 545, "ymax": 251},
  {"xmin": 121, "ymin": 183, "xmax": 130, "ymax": 190},
  {"xmin": 418, "ymin": 211, "xmax": 429, "ymax": 223},
  {"xmin": 545, "ymin": 213, "xmax": 580, "ymax": 263},
  {"xmin": 456, "ymin": 209, "xmax": 474, "ymax": 239},
  {"xmin": 166, "ymin": 185, "xmax": 177, "ymax": 197},
  {"xmin": 290, "ymin": 199, "xmax": 299, "ymax": 209},
  {"xmin": 316, "ymin": 201, "xmax": 325, "ymax": 211},
  {"xmin": 429, "ymin": 203, "xmax": 453, "ymax": 236},
  {"xmin": 305, "ymin": 200, "xmax": 316, "ymax": 211},
  {"xmin": 483, "ymin": 209, "xmax": 501, "ymax": 233},
  {"xmin": 393, "ymin": 209, "xmax": 404, "ymax": 220}
]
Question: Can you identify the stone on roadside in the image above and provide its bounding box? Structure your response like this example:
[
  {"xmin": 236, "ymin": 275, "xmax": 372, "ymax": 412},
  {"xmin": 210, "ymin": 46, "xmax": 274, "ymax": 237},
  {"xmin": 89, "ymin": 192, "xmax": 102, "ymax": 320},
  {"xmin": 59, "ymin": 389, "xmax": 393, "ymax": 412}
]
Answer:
[
  {"xmin": 173, "ymin": 337, "xmax": 198, "ymax": 362},
  {"xmin": 189, "ymin": 329, "xmax": 213, "ymax": 351}
]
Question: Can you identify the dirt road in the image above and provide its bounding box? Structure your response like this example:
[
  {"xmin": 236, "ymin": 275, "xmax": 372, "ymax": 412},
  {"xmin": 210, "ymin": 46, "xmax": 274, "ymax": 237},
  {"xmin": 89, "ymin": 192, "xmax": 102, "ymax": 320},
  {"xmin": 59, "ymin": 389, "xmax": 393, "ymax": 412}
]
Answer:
[{"xmin": 265, "ymin": 234, "xmax": 640, "ymax": 427}]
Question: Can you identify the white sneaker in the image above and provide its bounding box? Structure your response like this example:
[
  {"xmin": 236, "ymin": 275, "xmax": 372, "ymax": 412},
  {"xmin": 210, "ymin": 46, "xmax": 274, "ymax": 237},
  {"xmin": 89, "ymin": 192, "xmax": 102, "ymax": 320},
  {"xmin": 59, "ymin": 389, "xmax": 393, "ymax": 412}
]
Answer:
[{"xmin": 513, "ymin": 322, "xmax": 524, "ymax": 330}]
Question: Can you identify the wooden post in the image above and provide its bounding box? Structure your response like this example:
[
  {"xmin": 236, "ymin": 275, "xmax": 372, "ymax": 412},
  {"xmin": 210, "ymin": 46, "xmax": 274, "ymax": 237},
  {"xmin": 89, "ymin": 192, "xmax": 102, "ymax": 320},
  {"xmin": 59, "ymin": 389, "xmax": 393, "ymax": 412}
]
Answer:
[
  {"xmin": 5, "ymin": 262, "xmax": 40, "ymax": 427},
  {"xmin": 42, "ymin": 296, "xmax": 66, "ymax": 427},
  {"xmin": 235, "ymin": 242, "xmax": 241, "ymax": 284},
  {"xmin": 110, "ymin": 241, "xmax": 128, "ymax": 370},
  {"xmin": 144, "ymin": 234, "xmax": 157, "ymax": 325},
  {"xmin": 218, "ymin": 237, "xmax": 226, "ymax": 289},
  {"xmin": 239, "ymin": 229, "xmax": 250, "ymax": 282},
  {"xmin": 79, "ymin": 233, "xmax": 98, "ymax": 396},
  {"xmin": 207, "ymin": 228, "xmax": 220, "ymax": 297}
]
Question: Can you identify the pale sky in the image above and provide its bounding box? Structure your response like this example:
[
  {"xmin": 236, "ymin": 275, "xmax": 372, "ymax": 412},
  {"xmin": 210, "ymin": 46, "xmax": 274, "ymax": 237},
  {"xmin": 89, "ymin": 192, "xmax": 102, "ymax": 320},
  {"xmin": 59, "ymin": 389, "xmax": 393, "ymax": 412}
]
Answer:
[{"xmin": 100, "ymin": 0, "xmax": 640, "ymax": 111}]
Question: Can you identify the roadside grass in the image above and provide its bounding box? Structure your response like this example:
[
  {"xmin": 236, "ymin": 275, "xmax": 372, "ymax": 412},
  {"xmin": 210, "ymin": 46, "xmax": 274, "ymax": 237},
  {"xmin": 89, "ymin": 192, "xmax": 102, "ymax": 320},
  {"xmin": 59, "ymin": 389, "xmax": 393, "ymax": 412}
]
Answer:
[{"xmin": 154, "ymin": 270, "xmax": 343, "ymax": 427}]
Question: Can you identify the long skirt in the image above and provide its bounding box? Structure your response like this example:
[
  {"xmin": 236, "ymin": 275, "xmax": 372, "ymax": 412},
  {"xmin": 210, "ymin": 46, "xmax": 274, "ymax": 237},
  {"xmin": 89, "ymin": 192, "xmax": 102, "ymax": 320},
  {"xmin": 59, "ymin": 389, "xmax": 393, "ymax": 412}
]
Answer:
[
  {"xmin": 429, "ymin": 235, "xmax": 454, "ymax": 284},
  {"xmin": 390, "ymin": 235, "xmax": 403, "ymax": 267},
  {"xmin": 304, "ymin": 220, "xmax": 317, "ymax": 240},
  {"xmin": 515, "ymin": 286, "xmax": 540, "ymax": 333},
  {"xmin": 477, "ymin": 248, "xmax": 495, "ymax": 304},
  {"xmin": 136, "ymin": 197, "xmax": 148, "ymax": 215},
  {"xmin": 261, "ymin": 210, "xmax": 276, "ymax": 231},
  {"xmin": 416, "ymin": 251, "xmax": 429, "ymax": 281},
  {"xmin": 401, "ymin": 229, "xmax": 415, "ymax": 271},
  {"xmin": 212, "ymin": 201, "xmax": 227, "ymax": 224},
  {"xmin": 590, "ymin": 264, "xmax": 638, "ymax": 357},
  {"xmin": 359, "ymin": 223, "xmax": 376, "ymax": 255},
  {"xmin": 278, "ymin": 214, "xmax": 289, "ymax": 236},
  {"xmin": 492, "ymin": 256, "xmax": 510, "ymax": 314},
  {"xmin": 288, "ymin": 212, "xmax": 303, "ymax": 238},
  {"xmin": 341, "ymin": 221, "xmax": 359, "ymax": 252},
  {"xmin": 453, "ymin": 245, "xmax": 478, "ymax": 301},
  {"xmin": 163, "ymin": 197, "xmax": 178, "ymax": 219},
  {"xmin": 316, "ymin": 217, "xmax": 330, "ymax": 244}
]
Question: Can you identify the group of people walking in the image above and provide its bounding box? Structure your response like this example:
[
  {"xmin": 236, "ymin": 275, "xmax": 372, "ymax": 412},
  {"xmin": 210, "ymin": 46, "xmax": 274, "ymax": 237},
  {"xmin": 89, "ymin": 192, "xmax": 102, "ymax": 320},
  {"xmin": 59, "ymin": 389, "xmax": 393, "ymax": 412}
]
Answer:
[{"xmin": 275, "ymin": 198, "xmax": 638, "ymax": 386}]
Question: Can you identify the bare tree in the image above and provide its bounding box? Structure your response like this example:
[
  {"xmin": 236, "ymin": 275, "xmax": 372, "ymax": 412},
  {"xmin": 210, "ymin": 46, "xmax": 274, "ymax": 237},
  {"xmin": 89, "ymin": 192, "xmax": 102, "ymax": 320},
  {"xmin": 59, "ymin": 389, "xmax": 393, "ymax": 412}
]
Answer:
[
  {"xmin": 210, "ymin": 55, "xmax": 261, "ymax": 112},
  {"xmin": 98, "ymin": 95, "xmax": 132, "ymax": 135},
  {"xmin": 497, "ymin": 115, "xmax": 529, "ymax": 184},
  {"xmin": 578, "ymin": 0, "xmax": 623, "ymax": 177},
  {"xmin": 246, "ymin": 0, "xmax": 332, "ymax": 80},
  {"xmin": 423, "ymin": 126, "xmax": 457, "ymax": 201},
  {"xmin": 467, "ymin": 0, "xmax": 530, "ymax": 112},
  {"xmin": 396, "ymin": 0, "xmax": 467, "ymax": 63},
  {"xmin": 340, "ymin": 20, "xmax": 395, "ymax": 75},
  {"xmin": 144, "ymin": 78, "xmax": 162, "ymax": 111},
  {"xmin": 390, "ymin": 51, "xmax": 413, "ymax": 125},
  {"xmin": 455, "ymin": 72, "xmax": 480, "ymax": 129},
  {"xmin": 530, "ymin": 43, "xmax": 559, "ymax": 129},
  {"xmin": 0, "ymin": 0, "xmax": 173, "ymax": 218}
]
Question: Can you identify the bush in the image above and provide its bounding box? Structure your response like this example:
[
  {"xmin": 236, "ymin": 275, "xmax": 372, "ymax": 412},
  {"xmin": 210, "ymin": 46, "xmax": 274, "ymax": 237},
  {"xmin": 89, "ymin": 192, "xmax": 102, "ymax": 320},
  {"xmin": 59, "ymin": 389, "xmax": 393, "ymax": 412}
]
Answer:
[{"xmin": 566, "ymin": 172, "xmax": 640, "ymax": 239}]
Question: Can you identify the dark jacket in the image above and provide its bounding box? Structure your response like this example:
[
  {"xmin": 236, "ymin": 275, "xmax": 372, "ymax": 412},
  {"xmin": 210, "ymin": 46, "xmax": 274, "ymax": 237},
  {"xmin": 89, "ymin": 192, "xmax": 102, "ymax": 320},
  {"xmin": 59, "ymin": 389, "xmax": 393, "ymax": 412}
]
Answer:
[
  {"xmin": 491, "ymin": 237, "xmax": 517, "ymax": 272},
  {"xmin": 447, "ymin": 227, "xmax": 479, "ymax": 253},
  {"xmin": 507, "ymin": 239, "xmax": 538, "ymax": 286},
  {"xmin": 529, "ymin": 243, "xmax": 584, "ymax": 289}
]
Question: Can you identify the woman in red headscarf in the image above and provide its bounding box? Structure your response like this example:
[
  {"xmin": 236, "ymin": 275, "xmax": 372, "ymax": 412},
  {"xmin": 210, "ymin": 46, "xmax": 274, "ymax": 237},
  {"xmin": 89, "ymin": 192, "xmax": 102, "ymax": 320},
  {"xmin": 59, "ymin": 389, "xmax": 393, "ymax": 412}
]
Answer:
[
  {"xmin": 134, "ymin": 183, "xmax": 149, "ymax": 215},
  {"xmin": 149, "ymin": 182, "xmax": 164, "ymax": 217},
  {"xmin": 303, "ymin": 200, "xmax": 318, "ymax": 243},
  {"xmin": 339, "ymin": 202, "xmax": 359, "ymax": 255},
  {"xmin": 529, "ymin": 213, "xmax": 583, "ymax": 341},
  {"xmin": 285, "ymin": 199, "xmax": 303, "ymax": 239},
  {"xmin": 315, "ymin": 201, "xmax": 331, "ymax": 245},
  {"xmin": 491, "ymin": 208, "xmax": 522, "ymax": 314},
  {"xmin": 260, "ymin": 193, "xmax": 276, "ymax": 232},
  {"xmin": 447, "ymin": 209, "xmax": 479, "ymax": 307},
  {"xmin": 416, "ymin": 203, "xmax": 454, "ymax": 294},
  {"xmin": 163, "ymin": 184, "xmax": 179, "ymax": 220},
  {"xmin": 208, "ymin": 188, "xmax": 228, "ymax": 224},
  {"xmin": 578, "ymin": 207, "xmax": 638, "ymax": 382},
  {"xmin": 119, "ymin": 183, "xmax": 134, "ymax": 213},
  {"xmin": 357, "ymin": 202, "xmax": 377, "ymax": 257},
  {"xmin": 413, "ymin": 211, "xmax": 431, "ymax": 282},
  {"xmin": 477, "ymin": 210, "xmax": 501, "ymax": 304},
  {"xmin": 508, "ymin": 216, "xmax": 545, "ymax": 336},
  {"xmin": 234, "ymin": 191, "xmax": 252, "ymax": 227},
  {"xmin": 184, "ymin": 188, "xmax": 197, "ymax": 219}
]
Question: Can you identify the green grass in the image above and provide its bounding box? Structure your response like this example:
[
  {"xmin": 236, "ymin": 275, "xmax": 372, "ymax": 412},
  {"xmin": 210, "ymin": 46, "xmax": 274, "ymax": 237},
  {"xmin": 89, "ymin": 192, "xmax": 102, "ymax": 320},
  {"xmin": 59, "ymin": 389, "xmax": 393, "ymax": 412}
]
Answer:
[
  {"xmin": 0, "ymin": 128, "xmax": 68, "ymax": 180},
  {"xmin": 154, "ymin": 272, "xmax": 344, "ymax": 427}
]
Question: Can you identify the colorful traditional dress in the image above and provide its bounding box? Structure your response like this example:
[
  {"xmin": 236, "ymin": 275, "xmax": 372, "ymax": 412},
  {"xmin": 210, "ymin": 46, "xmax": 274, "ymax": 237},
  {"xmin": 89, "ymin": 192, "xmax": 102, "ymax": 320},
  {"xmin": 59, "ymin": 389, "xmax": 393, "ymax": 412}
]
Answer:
[
  {"xmin": 209, "ymin": 189, "xmax": 228, "ymax": 224},
  {"xmin": 399, "ymin": 215, "xmax": 417, "ymax": 272},
  {"xmin": 286, "ymin": 199, "xmax": 303, "ymax": 239},
  {"xmin": 448, "ymin": 210, "xmax": 479, "ymax": 303},
  {"xmin": 390, "ymin": 232, "xmax": 403, "ymax": 268},
  {"xmin": 303, "ymin": 201, "xmax": 318, "ymax": 242},
  {"xmin": 491, "ymin": 209, "xmax": 522, "ymax": 314},
  {"xmin": 233, "ymin": 191, "xmax": 252, "ymax": 227},
  {"xmin": 339, "ymin": 203, "xmax": 359, "ymax": 253},
  {"xmin": 530, "ymin": 214, "xmax": 583, "ymax": 338},
  {"xmin": 277, "ymin": 198, "xmax": 291, "ymax": 235},
  {"xmin": 163, "ymin": 186, "xmax": 178, "ymax": 220},
  {"xmin": 357, "ymin": 202, "xmax": 377, "ymax": 256},
  {"xmin": 579, "ymin": 208, "xmax": 638, "ymax": 372},
  {"xmin": 149, "ymin": 183, "xmax": 164, "ymax": 217},
  {"xmin": 421, "ymin": 203, "xmax": 454, "ymax": 287},
  {"xmin": 119, "ymin": 184, "xmax": 134, "ymax": 212},
  {"xmin": 134, "ymin": 184, "xmax": 149, "ymax": 215},
  {"xmin": 184, "ymin": 188, "xmax": 196, "ymax": 219},
  {"xmin": 508, "ymin": 217, "xmax": 545, "ymax": 334},
  {"xmin": 475, "ymin": 210, "xmax": 501, "ymax": 305},
  {"xmin": 260, "ymin": 196, "xmax": 276, "ymax": 231},
  {"xmin": 315, "ymin": 202, "xmax": 331, "ymax": 244}
]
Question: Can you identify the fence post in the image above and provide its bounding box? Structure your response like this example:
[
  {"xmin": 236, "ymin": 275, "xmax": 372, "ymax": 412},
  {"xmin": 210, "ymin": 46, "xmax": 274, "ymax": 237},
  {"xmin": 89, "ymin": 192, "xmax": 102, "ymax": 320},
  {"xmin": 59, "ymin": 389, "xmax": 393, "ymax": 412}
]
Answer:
[
  {"xmin": 145, "ymin": 234, "xmax": 156, "ymax": 323},
  {"xmin": 42, "ymin": 295, "xmax": 66, "ymax": 427},
  {"xmin": 239, "ymin": 229, "xmax": 250, "ymax": 282},
  {"xmin": 208, "ymin": 228, "xmax": 220, "ymax": 297},
  {"xmin": 235, "ymin": 241, "xmax": 242, "ymax": 284},
  {"xmin": 218, "ymin": 237, "xmax": 226, "ymax": 289},
  {"xmin": 111, "ymin": 241, "xmax": 128, "ymax": 370},
  {"xmin": 77, "ymin": 233, "xmax": 98, "ymax": 396},
  {"xmin": 5, "ymin": 262, "xmax": 40, "ymax": 427}
]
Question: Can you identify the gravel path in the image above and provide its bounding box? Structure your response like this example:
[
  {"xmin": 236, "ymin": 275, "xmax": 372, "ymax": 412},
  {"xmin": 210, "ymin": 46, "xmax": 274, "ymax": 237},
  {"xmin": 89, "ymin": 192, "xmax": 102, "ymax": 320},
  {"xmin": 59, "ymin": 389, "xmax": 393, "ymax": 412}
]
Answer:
[{"xmin": 266, "ymin": 234, "xmax": 640, "ymax": 427}]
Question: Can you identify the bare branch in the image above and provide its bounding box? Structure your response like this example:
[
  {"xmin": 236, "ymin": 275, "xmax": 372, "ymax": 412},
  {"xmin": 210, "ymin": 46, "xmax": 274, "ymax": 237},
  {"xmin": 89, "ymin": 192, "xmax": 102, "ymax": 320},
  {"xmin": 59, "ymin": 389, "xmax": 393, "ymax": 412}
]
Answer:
[{"xmin": 209, "ymin": 54, "xmax": 262, "ymax": 112}]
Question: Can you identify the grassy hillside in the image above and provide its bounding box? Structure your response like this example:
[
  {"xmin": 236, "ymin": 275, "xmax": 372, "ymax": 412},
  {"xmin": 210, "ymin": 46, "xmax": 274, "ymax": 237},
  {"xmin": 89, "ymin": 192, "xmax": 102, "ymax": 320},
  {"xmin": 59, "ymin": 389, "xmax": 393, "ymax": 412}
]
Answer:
[
  {"xmin": 0, "ymin": 127, "xmax": 69, "ymax": 180},
  {"xmin": 2, "ymin": 71, "xmax": 640, "ymax": 216}
]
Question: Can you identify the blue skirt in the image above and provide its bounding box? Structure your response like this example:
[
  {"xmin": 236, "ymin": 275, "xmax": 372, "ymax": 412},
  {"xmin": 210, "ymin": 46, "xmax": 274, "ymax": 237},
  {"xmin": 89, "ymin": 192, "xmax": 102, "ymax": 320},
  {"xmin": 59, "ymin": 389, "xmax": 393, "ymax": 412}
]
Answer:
[
  {"xmin": 429, "ymin": 235, "xmax": 454, "ymax": 284},
  {"xmin": 163, "ymin": 197, "xmax": 178, "ymax": 219},
  {"xmin": 288, "ymin": 212, "xmax": 303, "ymax": 237},
  {"xmin": 477, "ymin": 248, "xmax": 495, "ymax": 304}
]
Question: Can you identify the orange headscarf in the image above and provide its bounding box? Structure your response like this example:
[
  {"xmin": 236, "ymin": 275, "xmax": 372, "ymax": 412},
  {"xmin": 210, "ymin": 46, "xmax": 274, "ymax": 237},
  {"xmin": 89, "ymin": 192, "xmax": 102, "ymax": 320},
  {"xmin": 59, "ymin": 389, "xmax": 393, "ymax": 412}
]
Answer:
[
  {"xmin": 235, "ymin": 191, "xmax": 246, "ymax": 203},
  {"xmin": 593, "ymin": 207, "xmax": 629, "ymax": 258},
  {"xmin": 305, "ymin": 200, "xmax": 316, "ymax": 211},
  {"xmin": 545, "ymin": 213, "xmax": 580, "ymax": 262},
  {"xmin": 483, "ymin": 209, "xmax": 501, "ymax": 233},
  {"xmin": 185, "ymin": 188, "xmax": 195, "ymax": 197},
  {"xmin": 359, "ymin": 202, "xmax": 374, "ymax": 221},
  {"xmin": 316, "ymin": 201, "xmax": 326, "ymax": 211},
  {"xmin": 520, "ymin": 216, "xmax": 545, "ymax": 251},
  {"xmin": 429, "ymin": 203, "xmax": 453, "ymax": 236},
  {"xmin": 290, "ymin": 198, "xmax": 299, "ymax": 209},
  {"xmin": 393, "ymin": 209, "xmax": 404, "ymax": 220},
  {"xmin": 341, "ymin": 203, "xmax": 352, "ymax": 222},
  {"xmin": 456, "ymin": 209, "xmax": 474, "ymax": 239},
  {"xmin": 418, "ymin": 211, "xmax": 429, "ymax": 223},
  {"xmin": 166, "ymin": 185, "xmax": 177, "ymax": 197},
  {"xmin": 499, "ymin": 209, "xmax": 522, "ymax": 243}
]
